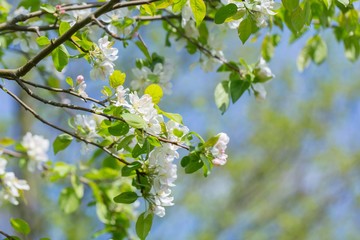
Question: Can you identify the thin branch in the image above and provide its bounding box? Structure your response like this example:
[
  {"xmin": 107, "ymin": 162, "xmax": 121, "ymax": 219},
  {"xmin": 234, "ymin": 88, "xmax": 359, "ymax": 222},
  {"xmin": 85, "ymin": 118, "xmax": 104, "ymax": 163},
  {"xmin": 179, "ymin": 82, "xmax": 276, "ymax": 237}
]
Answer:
[
  {"xmin": 92, "ymin": 16, "xmax": 131, "ymax": 41},
  {"xmin": 0, "ymin": 148, "xmax": 24, "ymax": 158},
  {"xmin": 164, "ymin": 18, "xmax": 244, "ymax": 77},
  {"xmin": 19, "ymin": 78, "xmax": 105, "ymax": 106},
  {"xmin": 0, "ymin": 230, "xmax": 16, "ymax": 240},
  {"xmin": 11, "ymin": 77, "xmax": 190, "ymax": 150},
  {"xmin": 0, "ymin": 84, "xmax": 129, "ymax": 165}
]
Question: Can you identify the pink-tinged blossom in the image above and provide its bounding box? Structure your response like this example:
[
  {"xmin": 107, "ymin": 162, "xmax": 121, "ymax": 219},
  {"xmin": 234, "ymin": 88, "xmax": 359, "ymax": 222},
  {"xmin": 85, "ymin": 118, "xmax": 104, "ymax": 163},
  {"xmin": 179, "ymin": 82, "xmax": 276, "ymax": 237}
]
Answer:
[{"xmin": 211, "ymin": 132, "xmax": 230, "ymax": 166}]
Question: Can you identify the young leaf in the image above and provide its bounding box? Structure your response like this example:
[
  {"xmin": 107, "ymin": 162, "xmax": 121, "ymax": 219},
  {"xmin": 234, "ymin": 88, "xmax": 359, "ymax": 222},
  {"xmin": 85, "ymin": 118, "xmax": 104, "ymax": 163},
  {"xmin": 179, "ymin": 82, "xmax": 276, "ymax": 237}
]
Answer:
[
  {"xmin": 36, "ymin": 36, "xmax": 50, "ymax": 46},
  {"xmin": 113, "ymin": 191, "xmax": 138, "ymax": 204},
  {"xmin": 121, "ymin": 161, "xmax": 142, "ymax": 176},
  {"xmin": 108, "ymin": 122, "xmax": 130, "ymax": 136},
  {"xmin": 214, "ymin": 3, "xmax": 238, "ymax": 24},
  {"xmin": 230, "ymin": 79, "xmax": 251, "ymax": 103},
  {"xmin": 281, "ymin": 0, "xmax": 299, "ymax": 11},
  {"xmin": 121, "ymin": 113, "xmax": 147, "ymax": 129},
  {"xmin": 40, "ymin": 4, "xmax": 56, "ymax": 13},
  {"xmin": 53, "ymin": 134, "xmax": 73, "ymax": 155},
  {"xmin": 109, "ymin": 70, "xmax": 126, "ymax": 88},
  {"xmin": 59, "ymin": 187, "xmax": 81, "ymax": 214},
  {"xmin": 190, "ymin": 0, "xmax": 206, "ymax": 26},
  {"xmin": 59, "ymin": 21, "xmax": 71, "ymax": 36},
  {"xmin": 214, "ymin": 81, "xmax": 230, "ymax": 114},
  {"xmin": 135, "ymin": 40, "xmax": 151, "ymax": 59},
  {"xmin": 136, "ymin": 212, "xmax": 154, "ymax": 240},
  {"xmin": 65, "ymin": 76, "xmax": 74, "ymax": 87},
  {"xmin": 10, "ymin": 218, "xmax": 31, "ymax": 235},
  {"xmin": 238, "ymin": 17, "xmax": 253, "ymax": 44},
  {"xmin": 52, "ymin": 44, "xmax": 69, "ymax": 72},
  {"xmin": 144, "ymin": 84, "xmax": 163, "ymax": 104}
]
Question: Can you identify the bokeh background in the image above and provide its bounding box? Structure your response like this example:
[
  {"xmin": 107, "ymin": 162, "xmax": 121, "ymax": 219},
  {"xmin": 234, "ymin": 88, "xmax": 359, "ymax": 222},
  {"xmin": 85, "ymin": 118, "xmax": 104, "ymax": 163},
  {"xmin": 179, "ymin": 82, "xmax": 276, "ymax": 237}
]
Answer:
[{"xmin": 1, "ymin": 8, "xmax": 360, "ymax": 240}]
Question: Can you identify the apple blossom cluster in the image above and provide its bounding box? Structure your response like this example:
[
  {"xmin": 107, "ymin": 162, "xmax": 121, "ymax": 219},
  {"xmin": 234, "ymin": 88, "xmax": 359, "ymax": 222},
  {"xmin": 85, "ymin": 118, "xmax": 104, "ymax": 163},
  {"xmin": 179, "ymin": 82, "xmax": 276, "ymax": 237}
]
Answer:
[
  {"xmin": 221, "ymin": 0, "xmax": 278, "ymax": 28},
  {"xmin": 210, "ymin": 133, "xmax": 230, "ymax": 166},
  {"xmin": 147, "ymin": 121, "xmax": 189, "ymax": 217},
  {"xmin": 90, "ymin": 36, "xmax": 119, "ymax": 80},
  {"xmin": 0, "ymin": 155, "xmax": 30, "ymax": 205},
  {"xmin": 21, "ymin": 132, "xmax": 50, "ymax": 171}
]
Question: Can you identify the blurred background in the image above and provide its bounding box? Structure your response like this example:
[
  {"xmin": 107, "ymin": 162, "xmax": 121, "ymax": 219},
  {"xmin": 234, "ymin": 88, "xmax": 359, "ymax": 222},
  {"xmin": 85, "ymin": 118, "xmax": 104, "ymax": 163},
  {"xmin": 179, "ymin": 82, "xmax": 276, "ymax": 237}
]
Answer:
[{"xmin": 1, "ymin": 12, "xmax": 360, "ymax": 240}]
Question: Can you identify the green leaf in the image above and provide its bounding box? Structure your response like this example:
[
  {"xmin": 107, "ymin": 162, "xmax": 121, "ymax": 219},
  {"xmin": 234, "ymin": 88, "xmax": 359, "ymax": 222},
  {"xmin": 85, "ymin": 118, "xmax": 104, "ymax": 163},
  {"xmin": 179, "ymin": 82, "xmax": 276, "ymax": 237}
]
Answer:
[
  {"xmin": 121, "ymin": 161, "xmax": 142, "ymax": 176},
  {"xmin": 36, "ymin": 36, "xmax": 50, "ymax": 46},
  {"xmin": 230, "ymin": 79, "xmax": 250, "ymax": 103},
  {"xmin": 337, "ymin": 0, "xmax": 349, "ymax": 7},
  {"xmin": 190, "ymin": 0, "xmax": 206, "ymax": 26},
  {"xmin": 261, "ymin": 34, "xmax": 275, "ymax": 61},
  {"xmin": 52, "ymin": 44, "xmax": 69, "ymax": 72},
  {"xmin": 136, "ymin": 212, "xmax": 153, "ymax": 240},
  {"xmin": 214, "ymin": 81, "xmax": 230, "ymax": 114},
  {"xmin": 156, "ymin": 106, "xmax": 183, "ymax": 124},
  {"xmin": 109, "ymin": 70, "xmax": 126, "ymax": 88},
  {"xmin": 40, "ymin": 4, "xmax": 56, "ymax": 13},
  {"xmin": 108, "ymin": 122, "xmax": 129, "ymax": 136},
  {"xmin": 172, "ymin": 0, "xmax": 187, "ymax": 12},
  {"xmin": 10, "ymin": 218, "xmax": 31, "ymax": 235},
  {"xmin": 71, "ymin": 175, "xmax": 84, "ymax": 199},
  {"xmin": 291, "ymin": 6, "xmax": 305, "ymax": 33},
  {"xmin": 59, "ymin": 187, "xmax": 81, "ymax": 214},
  {"xmin": 121, "ymin": 113, "xmax": 147, "ymax": 129},
  {"xmin": 214, "ymin": 3, "xmax": 238, "ymax": 24},
  {"xmin": 65, "ymin": 76, "xmax": 74, "ymax": 87},
  {"xmin": 132, "ymin": 142, "xmax": 149, "ymax": 158},
  {"xmin": 113, "ymin": 191, "xmax": 138, "ymax": 204},
  {"xmin": 146, "ymin": 136, "xmax": 161, "ymax": 147},
  {"xmin": 0, "ymin": 137, "xmax": 15, "ymax": 146},
  {"xmin": 323, "ymin": 0, "xmax": 332, "ymax": 8},
  {"xmin": 238, "ymin": 17, "xmax": 253, "ymax": 44},
  {"xmin": 135, "ymin": 40, "xmax": 151, "ymax": 59},
  {"xmin": 53, "ymin": 134, "xmax": 73, "ymax": 154},
  {"xmin": 117, "ymin": 134, "xmax": 135, "ymax": 150},
  {"xmin": 59, "ymin": 21, "xmax": 71, "ymax": 36},
  {"xmin": 312, "ymin": 36, "xmax": 327, "ymax": 64},
  {"xmin": 281, "ymin": 0, "xmax": 299, "ymax": 11},
  {"xmin": 200, "ymin": 154, "xmax": 212, "ymax": 177},
  {"xmin": 185, "ymin": 157, "xmax": 203, "ymax": 174}
]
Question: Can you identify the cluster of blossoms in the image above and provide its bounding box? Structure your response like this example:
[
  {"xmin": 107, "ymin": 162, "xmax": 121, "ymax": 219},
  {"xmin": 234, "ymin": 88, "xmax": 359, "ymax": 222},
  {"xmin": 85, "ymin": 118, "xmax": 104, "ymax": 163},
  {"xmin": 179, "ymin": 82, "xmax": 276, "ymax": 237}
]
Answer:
[
  {"xmin": 221, "ymin": 0, "xmax": 278, "ymax": 28},
  {"xmin": 131, "ymin": 61, "xmax": 174, "ymax": 94},
  {"xmin": 21, "ymin": 132, "xmax": 50, "ymax": 171},
  {"xmin": 0, "ymin": 153, "xmax": 30, "ymax": 205},
  {"xmin": 90, "ymin": 36, "xmax": 119, "ymax": 80},
  {"xmin": 210, "ymin": 133, "xmax": 230, "ymax": 166}
]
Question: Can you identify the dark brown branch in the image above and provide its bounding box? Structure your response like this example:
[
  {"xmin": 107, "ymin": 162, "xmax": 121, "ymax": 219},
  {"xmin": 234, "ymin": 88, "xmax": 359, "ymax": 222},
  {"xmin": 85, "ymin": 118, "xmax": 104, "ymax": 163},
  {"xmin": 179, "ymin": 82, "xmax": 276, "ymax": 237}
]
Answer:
[
  {"xmin": 0, "ymin": 230, "xmax": 16, "ymax": 240},
  {"xmin": 0, "ymin": 84, "xmax": 129, "ymax": 165}
]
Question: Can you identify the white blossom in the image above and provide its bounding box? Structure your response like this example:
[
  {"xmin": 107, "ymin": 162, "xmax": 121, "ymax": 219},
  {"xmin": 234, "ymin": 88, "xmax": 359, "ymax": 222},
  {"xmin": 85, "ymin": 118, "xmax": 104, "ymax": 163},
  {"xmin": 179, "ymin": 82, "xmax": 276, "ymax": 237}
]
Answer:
[
  {"xmin": 100, "ymin": 9, "xmax": 131, "ymax": 35},
  {"xmin": 74, "ymin": 115, "xmax": 99, "ymax": 141},
  {"xmin": 1, "ymin": 172, "xmax": 30, "ymax": 205},
  {"xmin": 90, "ymin": 36, "xmax": 118, "ymax": 80},
  {"xmin": 253, "ymin": 83, "xmax": 267, "ymax": 100},
  {"xmin": 21, "ymin": 132, "xmax": 49, "ymax": 171},
  {"xmin": 254, "ymin": 57, "xmax": 275, "ymax": 82},
  {"xmin": 115, "ymin": 85, "xmax": 129, "ymax": 106},
  {"xmin": 90, "ymin": 60, "xmax": 115, "ymax": 80},
  {"xmin": 131, "ymin": 62, "xmax": 174, "ymax": 94},
  {"xmin": 0, "ymin": 156, "xmax": 6, "ymax": 175},
  {"xmin": 211, "ymin": 132, "xmax": 230, "ymax": 166},
  {"xmin": 98, "ymin": 36, "xmax": 119, "ymax": 62}
]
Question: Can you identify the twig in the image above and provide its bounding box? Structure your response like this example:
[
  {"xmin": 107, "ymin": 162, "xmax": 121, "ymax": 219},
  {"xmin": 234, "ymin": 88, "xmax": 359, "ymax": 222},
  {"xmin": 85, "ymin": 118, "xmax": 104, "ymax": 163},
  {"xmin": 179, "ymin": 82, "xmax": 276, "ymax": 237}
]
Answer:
[
  {"xmin": 0, "ymin": 84, "xmax": 129, "ymax": 165},
  {"xmin": 0, "ymin": 148, "xmax": 24, "ymax": 158},
  {"xmin": 0, "ymin": 230, "xmax": 16, "ymax": 240}
]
